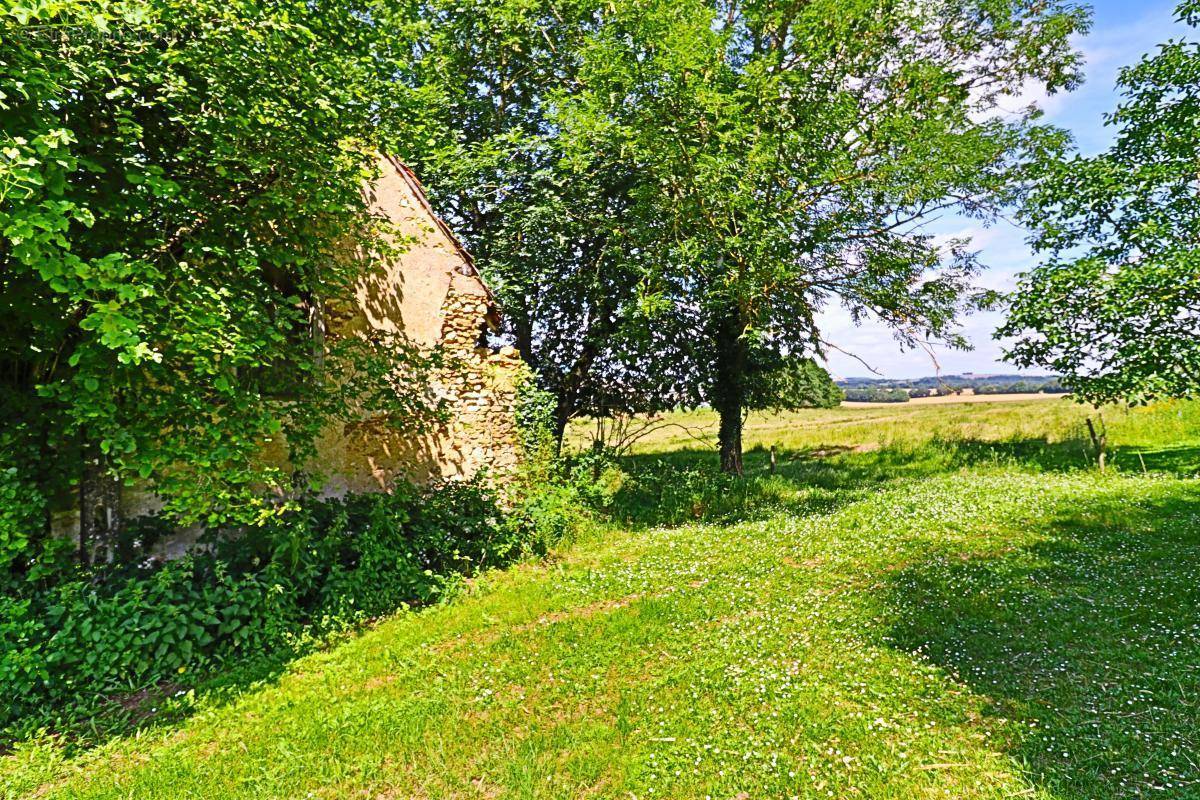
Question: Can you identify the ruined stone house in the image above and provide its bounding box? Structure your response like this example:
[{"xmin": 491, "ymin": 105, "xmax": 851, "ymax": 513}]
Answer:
[
  {"xmin": 304, "ymin": 153, "xmax": 525, "ymax": 491},
  {"xmin": 307, "ymin": 155, "xmax": 527, "ymax": 492},
  {"xmin": 57, "ymin": 156, "xmax": 527, "ymax": 554}
]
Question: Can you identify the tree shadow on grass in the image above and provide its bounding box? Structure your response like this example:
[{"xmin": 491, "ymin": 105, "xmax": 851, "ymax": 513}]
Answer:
[
  {"xmin": 1109, "ymin": 443, "xmax": 1200, "ymax": 477},
  {"xmin": 608, "ymin": 444, "xmax": 957, "ymax": 529},
  {"xmin": 883, "ymin": 490, "xmax": 1200, "ymax": 798},
  {"xmin": 29, "ymin": 438, "xmax": 1198, "ymax": 766},
  {"xmin": 944, "ymin": 437, "xmax": 1200, "ymax": 477}
]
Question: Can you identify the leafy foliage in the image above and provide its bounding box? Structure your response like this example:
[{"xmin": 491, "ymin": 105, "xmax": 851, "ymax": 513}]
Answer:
[
  {"xmin": 407, "ymin": 0, "xmax": 654, "ymax": 439},
  {"xmin": 558, "ymin": 0, "xmax": 1087, "ymax": 471},
  {"xmin": 842, "ymin": 387, "xmax": 912, "ymax": 403},
  {"xmin": 1001, "ymin": 1, "xmax": 1200, "ymax": 405},
  {"xmin": 413, "ymin": 0, "xmax": 1089, "ymax": 470},
  {"xmin": 512, "ymin": 371, "xmax": 560, "ymax": 459},
  {"xmin": 0, "ymin": 428, "xmax": 47, "ymax": 580},
  {"xmin": 745, "ymin": 353, "xmax": 843, "ymax": 412},
  {"xmin": 0, "ymin": 479, "xmax": 562, "ymax": 743},
  {"xmin": 1, "ymin": 0, "xmax": 431, "ymax": 558}
]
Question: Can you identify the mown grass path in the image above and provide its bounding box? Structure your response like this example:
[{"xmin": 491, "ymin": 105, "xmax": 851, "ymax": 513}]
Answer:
[{"xmin": 7, "ymin": 403, "xmax": 1200, "ymax": 799}]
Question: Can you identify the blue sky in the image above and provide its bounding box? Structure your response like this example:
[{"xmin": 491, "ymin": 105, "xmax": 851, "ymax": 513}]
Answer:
[{"xmin": 818, "ymin": 0, "xmax": 1189, "ymax": 379}]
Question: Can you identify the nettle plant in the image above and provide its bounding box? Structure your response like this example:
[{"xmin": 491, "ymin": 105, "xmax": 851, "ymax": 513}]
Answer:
[{"xmin": 1, "ymin": 0, "xmax": 432, "ymax": 570}]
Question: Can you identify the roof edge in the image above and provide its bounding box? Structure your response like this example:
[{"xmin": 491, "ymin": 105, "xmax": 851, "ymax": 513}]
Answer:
[{"xmin": 381, "ymin": 155, "xmax": 497, "ymax": 308}]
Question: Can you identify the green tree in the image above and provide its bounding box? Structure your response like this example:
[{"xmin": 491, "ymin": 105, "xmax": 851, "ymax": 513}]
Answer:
[
  {"xmin": 408, "ymin": 0, "xmax": 661, "ymax": 446},
  {"xmin": 1001, "ymin": 0, "xmax": 1200, "ymax": 408},
  {"xmin": 409, "ymin": 0, "xmax": 860, "ymax": 449},
  {"xmin": 745, "ymin": 351, "xmax": 843, "ymax": 411},
  {"xmin": 556, "ymin": 0, "xmax": 1088, "ymax": 472},
  {"xmin": 1, "ymin": 0, "xmax": 427, "ymax": 568}
]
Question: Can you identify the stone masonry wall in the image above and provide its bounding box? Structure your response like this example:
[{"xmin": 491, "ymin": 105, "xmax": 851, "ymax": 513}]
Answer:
[
  {"xmin": 429, "ymin": 276, "xmax": 526, "ymax": 482},
  {"xmin": 312, "ymin": 274, "xmax": 526, "ymax": 493}
]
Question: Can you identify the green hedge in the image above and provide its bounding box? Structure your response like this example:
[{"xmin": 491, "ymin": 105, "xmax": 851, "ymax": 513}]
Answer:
[{"xmin": 842, "ymin": 387, "xmax": 912, "ymax": 403}]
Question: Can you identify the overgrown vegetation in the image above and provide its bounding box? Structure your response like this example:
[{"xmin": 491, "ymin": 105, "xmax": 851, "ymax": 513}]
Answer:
[
  {"xmin": 2, "ymin": 0, "xmax": 1198, "ymax": 795},
  {"xmin": 1002, "ymin": 0, "xmax": 1200, "ymax": 406},
  {"xmin": 412, "ymin": 0, "xmax": 1090, "ymax": 473},
  {"xmin": 1, "ymin": 0, "xmax": 429, "ymax": 565},
  {"xmin": 0, "ymin": 0, "xmax": 592, "ymax": 747},
  {"xmin": 0, "ymin": 476, "xmax": 585, "ymax": 745},
  {"xmin": 0, "ymin": 338, "xmax": 593, "ymax": 749}
]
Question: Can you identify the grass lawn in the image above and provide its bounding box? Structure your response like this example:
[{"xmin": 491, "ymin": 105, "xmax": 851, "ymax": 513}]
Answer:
[{"xmin": 5, "ymin": 399, "xmax": 1200, "ymax": 799}]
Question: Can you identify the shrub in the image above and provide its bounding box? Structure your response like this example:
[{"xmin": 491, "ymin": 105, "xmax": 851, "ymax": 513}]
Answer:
[
  {"xmin": 499, "ymin": 371, "xmax": 606, "ymax": 554},
  {"xmin": 513, "ymin": 374, "xmax": 559, "ymax": 462},
  {"xmin": 0, "ymin": 365, "xmax": 598, "ymax": 745},
  {"xmin": 0, "ymin": 478, "xmax": 560, "ymax": 743},
  {"xmin": 0, "ymin": 426, "xmax": 64, "ymax": 592}
]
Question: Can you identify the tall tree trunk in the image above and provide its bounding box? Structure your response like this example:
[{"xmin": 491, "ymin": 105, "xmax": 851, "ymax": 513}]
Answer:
[
  {"xmin": 79, "ymin": 440, "xmax": 121, "ymax": 569},
  {"xmin": 712, "ymin": 303, "xmax": 747, "ymax": 475},
  {"xmin": 550, "ymin": 330, "xmax": 608, "ymax": 454},
  {"xmin": 552, "ymin": 393, "xmax": 573, "ymax": 456},
  {"xmin": 717, "ymin": 404, "xmax": 743, "ymax": 475}
]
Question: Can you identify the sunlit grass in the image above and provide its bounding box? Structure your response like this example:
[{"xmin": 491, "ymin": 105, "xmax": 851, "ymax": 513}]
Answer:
[
  {"xmin": 570, "ymin": 397, "xmax": 1200, "ymax": 475},
  {"xmin": 5, "ymin": 400, "xmax": 1199, "ymax": 799}
]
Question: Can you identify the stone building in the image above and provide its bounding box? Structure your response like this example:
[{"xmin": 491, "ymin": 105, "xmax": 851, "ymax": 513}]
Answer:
[
  {"xmin": 311, "ymin": 155, "xmax": 527, "ymax": 492},
  {"xmin": 53, "ymin": 157, "xmax": 527, "ymax": 555}
]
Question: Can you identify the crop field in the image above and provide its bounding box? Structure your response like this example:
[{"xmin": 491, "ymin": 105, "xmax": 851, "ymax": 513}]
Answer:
[{"xmin": 5, "ymin": 399, "xmax": 1199, "ymax": 800}]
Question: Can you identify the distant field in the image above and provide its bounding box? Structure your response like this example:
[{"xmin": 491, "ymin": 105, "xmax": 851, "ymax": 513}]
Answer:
[
  {"xmin": 842, "ymin": 391, "xmax": 1061, "ymax": 406},
  {"xmin": 8, "ymin": 400, "xmax": 1199, "ymax": 800},
  {"xmin": 570, "ymin": 397, "xmax": 1196, "ymax": 473}
]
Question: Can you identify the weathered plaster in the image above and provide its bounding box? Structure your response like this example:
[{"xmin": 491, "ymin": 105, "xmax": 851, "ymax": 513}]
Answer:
[{"xmin": 309, "ymin": 156, "xmax": 526, "ymax": 491}]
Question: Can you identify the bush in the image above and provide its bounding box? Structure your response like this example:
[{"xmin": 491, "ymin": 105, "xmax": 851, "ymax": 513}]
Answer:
[
  {"xmin": 497, "ymin": 372, "xmax": 606, "ymax": 554},
  {"xmin": 0, "ymin": 478, "xmax": 560, "ymax": 743}
]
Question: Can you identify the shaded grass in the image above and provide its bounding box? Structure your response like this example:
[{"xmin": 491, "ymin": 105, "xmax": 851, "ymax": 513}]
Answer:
[
  {"xmin": 600, "ymin": 399, "xmax": 1200, "ymax": 529},
  {"xmin": 887, "ymin": 491, "xmax": 1200, "ymax": 797},
  {"xmin": 4, "ymin": 400, "xmax": 1200, "ymax": 799}
]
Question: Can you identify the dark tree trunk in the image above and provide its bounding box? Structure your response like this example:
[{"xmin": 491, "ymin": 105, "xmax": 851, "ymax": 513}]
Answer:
[
  {"xmin": 712, "ymin": 303, "xmax": 748, "ymax": 475},
  {"xmin": 717, "ymin": 404, "xmax": 743, "ymax": 475},
  {"xmin": 512, "ymin": 315, "xmax": 537, "ymax": 373},
  {"xmin": 79, "ymin": 441, "xmax": 121, "ymax": 569},
  {"xmin": 552, "ymin": 393, "xmax": 573, "ymax": 456},
  {"xmin": 550, "ymin": 329, "xmax": 608, "ymax": 454}
]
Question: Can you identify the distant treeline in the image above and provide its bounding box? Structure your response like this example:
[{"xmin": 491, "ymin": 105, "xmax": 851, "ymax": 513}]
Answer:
[
  {"xmin": 840, "ymin": 375, "xmax": 1068, "ymax": 403},
  {"xmin": 842, "ymin": 388, "xmax": 914, "ymax": 403}
]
